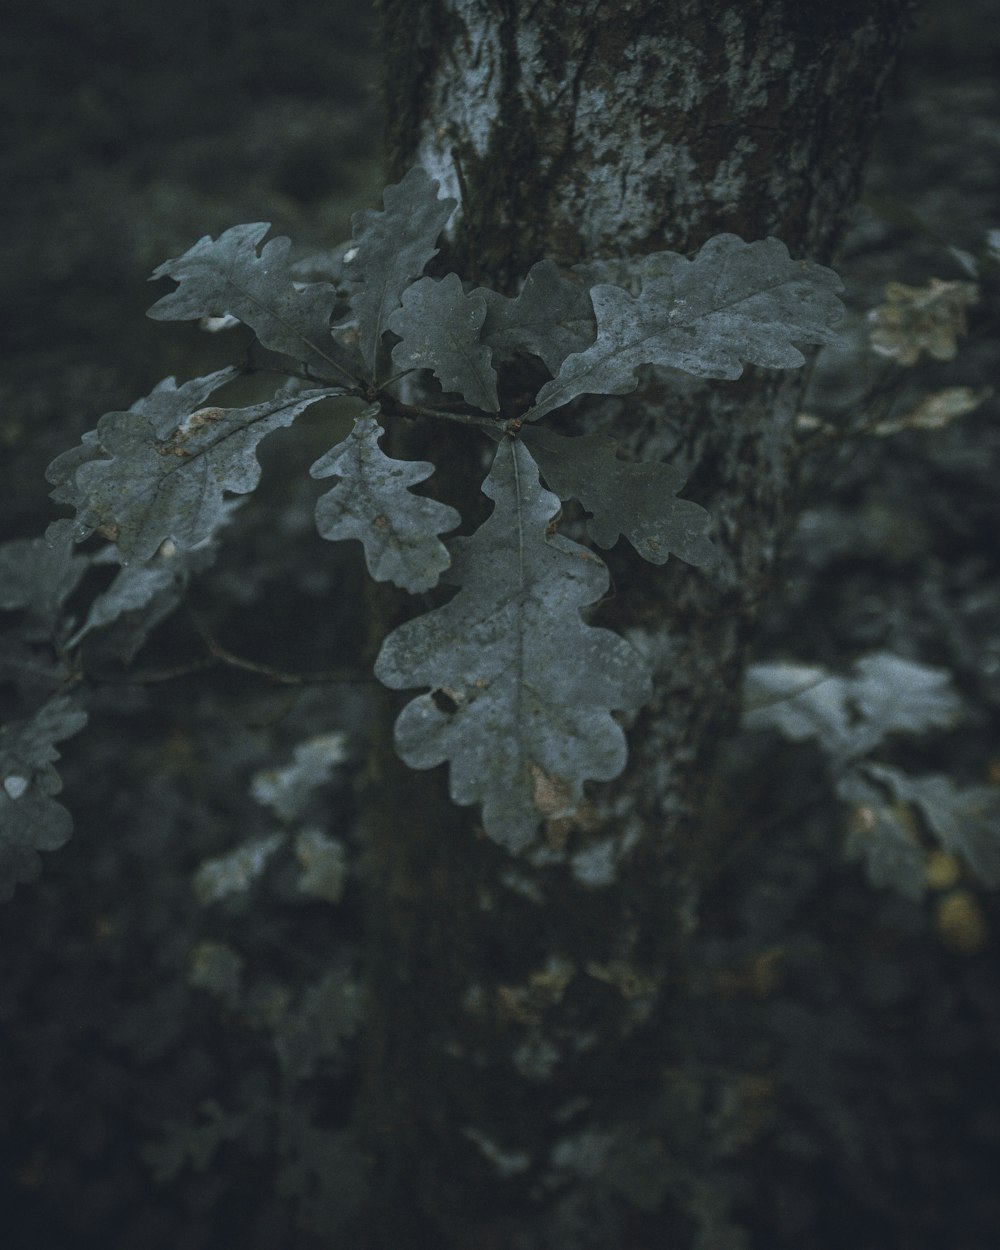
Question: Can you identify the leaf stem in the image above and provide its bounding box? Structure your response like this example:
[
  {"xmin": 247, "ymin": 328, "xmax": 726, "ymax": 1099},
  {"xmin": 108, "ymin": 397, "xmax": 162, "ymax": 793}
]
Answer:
[
  {"xmin": 375, "ymin": 389, "xmax": 503, "ymax": 432},
  {"xmin": 221, "ymin": 271, "xmax": 364, "ymax": 389},
  {"xmin": 241, "ymin": 340, "xmax": 363, "ymax": 394}
]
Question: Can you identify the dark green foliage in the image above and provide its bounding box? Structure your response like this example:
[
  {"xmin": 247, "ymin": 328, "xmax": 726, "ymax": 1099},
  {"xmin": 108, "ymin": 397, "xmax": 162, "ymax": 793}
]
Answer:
[
  {"xmin": 344, "ymin": 165, "xmax": 456, "ymax": 374},
  {"xmin": 48, "ymin": 383, "xmax": 341, "ymax": 563},
  {"xmin": 0, "ymin": 696, "xmax": 87, "ymax": 899},
  {"xmin": 387, "ymin": 273, "xmax": 500, "ymax": 411},
  {"xmin": 521, "ymin": 427, "xmax": 718, "ymax": 567},
  {"xmin": 744, "ymin": 653, "xmax": 963, "ymax": 762},
  {"xmin": 743, "ymin": 654, "xmax": 1000, "ymax": 898},
  {"xmin": 148, "ymin": 224, "xmax": 345, "ymax": 379},
  {"xmin": 524, "ymin": 235, "xmax": 845, "ymax": 422},
  {"xmin": 838, "ymin": 768, "xmax": 929, "ymax": 899},
  {"xmin": 0, "ymin": 536, "xmax": 88, "ymax": 641},
  {"xmin": 864, "ymin": 765, "xmax": 1000, "ymax": 888},
  {"xmin": 374, "ymin": 439, "xmax": 652, "ymax": 849},
  {"xmin": 4, "ymin": 10, "xmax": 1000, "ymax": 1248},
  {"xmin": 474, "ymin": 258, "xmax": 597, "ymax": 374},
  {"xmin": 13, "ymin": 164, "xmax": 845, "ymax": 851},
  {"xmin": 311, "ymin": 405, "xmax": 460, "ymax": 592},
  {"xmin": 66, "ymin": 534, "xmax": 222, "ymax": 655}
]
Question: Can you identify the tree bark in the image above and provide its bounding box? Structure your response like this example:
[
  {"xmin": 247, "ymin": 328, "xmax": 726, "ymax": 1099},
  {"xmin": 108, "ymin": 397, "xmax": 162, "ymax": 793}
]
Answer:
[{"xmin": 359, "ymin": 2, "xmax": 914, "ymax": 1246}]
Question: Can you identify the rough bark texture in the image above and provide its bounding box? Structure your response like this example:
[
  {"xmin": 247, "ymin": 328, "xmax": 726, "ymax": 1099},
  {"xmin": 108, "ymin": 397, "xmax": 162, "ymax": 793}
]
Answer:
[{"xmin": 360, "ymin": 3, "xmax": 914, "ymax": 1246}]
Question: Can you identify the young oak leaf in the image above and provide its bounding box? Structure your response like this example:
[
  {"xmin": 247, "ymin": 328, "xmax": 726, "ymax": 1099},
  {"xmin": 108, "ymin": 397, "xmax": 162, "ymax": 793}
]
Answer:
[
  {"xmin": 863, "ymin": 764, "xmax": 1000, "ymax": 889},
  {"xmin": 46, "ymin": 369, "xmax": 241, "ymax": 531},
  {"xmin": 374, "ymin": 438, "xmax": 652, "ymax": 851},
  {"xmin": 147, "ymin": 226, "xmax": 347, "ymax": 381},
  {"xmin": 868, "ymin": 278, "xmax": 979, "ymax": 366},
  {"xmin": 525, "ymin": 234, "xmax": 844, "ymax": 421},
  {"xmin": 345, "ymin": 166, "xmax": 456, "ymax": 375},
  {"xmin": 386, "ymin": 274, "xmax": 500, "ymax": 412},
  {"xmin": 51, "ymin": 388, "xmax": 341, "ymax": 564},
  {"xmin": 521, "ymin": 427, "xmax": 717, "ymax": 567},
  {"xmin": 849, "ymin": 653, "xmax": 963, "ymax": 744},
  {"xmin": 473, "ymin": 259, "xmax": 597, "ymax": 375},
  {"xmin": 66, "ymin": 531, "xmax": 226, "ymax": 656},
  {"xmin": 744, "ymin": 652, "xmax": 963, "ymax": 763},
  {"xmin": 838, "ymin": 769, "xmax": 928, "ymax": 901},
  {"xmin": 0, "ymin": 535, "xmax": 89, "ymax": 641},
  {"xmin": 0, "ymin": 696, "xmax": 88, "ymax": 901},
  {"xmin": 311, "ymin": 405, "xmax": 460, "ymax": 593}
]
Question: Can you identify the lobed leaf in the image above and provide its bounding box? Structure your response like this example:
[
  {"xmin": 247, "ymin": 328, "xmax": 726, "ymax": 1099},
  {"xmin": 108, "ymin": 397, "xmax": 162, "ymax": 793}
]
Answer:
[
  {"xmin": 521, "ymin": 426, "xmax": 717, "ymax": 567},
  {"xmin": 474, "ymin": 260, "xmax": 596, "ymax": 374},
  {"xmin": 743, "ymin": 662, "xmax": 850, "ymax": 749},
  {"xmin": 865, "ymin": 764, "xmax": 1000, "ymax": 889},
  {"xmin": 744, "ymin": 652, "xmax": 963, "ymax": 762},
  {"xmin": 311, "ymin": 406, "xmax": 460, "ymax": 593},
  {"xmin": 387, "ymin": 274, "xmax": 499, "ymax": 412},
  {"xmin": 525, "ymin": 234, "xmax": 844, "ymax": 421},
  {"xmin": 345, "ymin": 166, "xmax": 456, "ymax": 375},
  {"xmin": 838, "ymin": 769, "xmax": 927, "ymax": 901},
  {"xmin": 128, "ymin": 368, "xmax": 243, "ymax": 439},
  {"xmin": 66, "ymin": 532, "xmax": 225, "ymax": 655},
  {"xmin": 46, "ymin": 369, "xmax": 239, "ymax": 513},
  {"xmin": 50, "ymin": 386, "xmax": 341, "ymax": 564},
  {"xmin": 868, "ymin": 278, "xmax": 978, "ymax": 366},
  {"xmin": 375, "ymin": 438, "xmax": 651, "ymax": 850},
  {"xmin": 849, "ymin": 653, "xmax": 963, "ymax": 741},
  {"xmin": 148, "ymin": 226, "xmax": 346, "ymax": 380},
  {"xmin": 272, "ymin": 967, "xmax": 364, "ymax": 1084},
  {"xmin": 194, "ymin": 833, "xmax": 285, "ymax": 905},
  {"xmin": 0, "ymin": 535, "xmax": 88, "ymax": 641},
  {"xmin": 251, "ymin": 732, "xmax": 349, "ymax": 823},
  {"xmin": 0, "ymin": 696, "xmax": 88, "ymax": 901}
]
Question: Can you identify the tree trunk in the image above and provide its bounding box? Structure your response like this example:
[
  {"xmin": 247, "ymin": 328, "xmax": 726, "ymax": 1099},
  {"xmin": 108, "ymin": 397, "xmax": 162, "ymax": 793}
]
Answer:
[{"xmin": 359, "ymin": 2, "xmax": 914, "ymax": 1245}]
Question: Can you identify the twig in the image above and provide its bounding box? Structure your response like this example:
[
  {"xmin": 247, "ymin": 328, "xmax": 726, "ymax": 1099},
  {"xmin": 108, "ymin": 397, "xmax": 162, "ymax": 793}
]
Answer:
[
  {"xmin": 98, "ymin": 656, "xmax": 218, "ymax": 685},
  {"xmin": 376, "ymin": 389, "xmax": 504, "ymax": 432},
  {"xmin": 187, "ymin": 606, "xmax": 374, "ymax": 686}
]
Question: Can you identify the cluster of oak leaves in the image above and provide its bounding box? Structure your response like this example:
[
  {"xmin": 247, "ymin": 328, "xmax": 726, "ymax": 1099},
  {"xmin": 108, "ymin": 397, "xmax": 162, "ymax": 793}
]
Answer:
[{"xmin": 2, "ymin": 166, "xmax": 997, "ymax": 899}]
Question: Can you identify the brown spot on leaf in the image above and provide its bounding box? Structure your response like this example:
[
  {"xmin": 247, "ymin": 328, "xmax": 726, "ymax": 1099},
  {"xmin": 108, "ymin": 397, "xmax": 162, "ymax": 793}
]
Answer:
[
  {"xmin": 185, "ymin": 407, "xmax": 227, "ymax": 431},
  {"xmin": 530, "ymin": 764, "xmax": 575, "ymax": 820}
]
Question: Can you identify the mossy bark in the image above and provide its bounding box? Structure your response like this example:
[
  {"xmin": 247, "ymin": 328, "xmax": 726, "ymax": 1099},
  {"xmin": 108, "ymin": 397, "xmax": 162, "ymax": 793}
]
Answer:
[{"xmin": 359, "ymin": 2, "xmax": 914, "ymax": 1245}]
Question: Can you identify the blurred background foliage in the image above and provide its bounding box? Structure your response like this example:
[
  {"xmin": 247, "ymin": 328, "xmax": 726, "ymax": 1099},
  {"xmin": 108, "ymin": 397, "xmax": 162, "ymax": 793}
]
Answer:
[{"xmin": 1, "ymin": 0, "xmax": 999, "ymax": 1246}]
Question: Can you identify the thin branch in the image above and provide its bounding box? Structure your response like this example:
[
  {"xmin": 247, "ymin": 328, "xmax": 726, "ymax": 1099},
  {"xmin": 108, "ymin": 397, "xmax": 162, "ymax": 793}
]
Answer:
[
  {"xmin": 378, "ymin": 368, "xmax": 417, "ymax": 391},
  {"xmin": 187, "ymin": 606, "xmax": 375, "ymax": 686},
  {"xmin": 376, "ymin": 389, "xmax": 504, "ymax": 432},
  {"xmin": 96, "ymin": 656, "xmax": 218, "ymax": 685},
  {"xmin": 79, "ymin": 623, "xmax": 374, "ymax": 689},
  {"xmin": 413, "ymin": 405, "xmax": 506, "ymax": 432}
]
